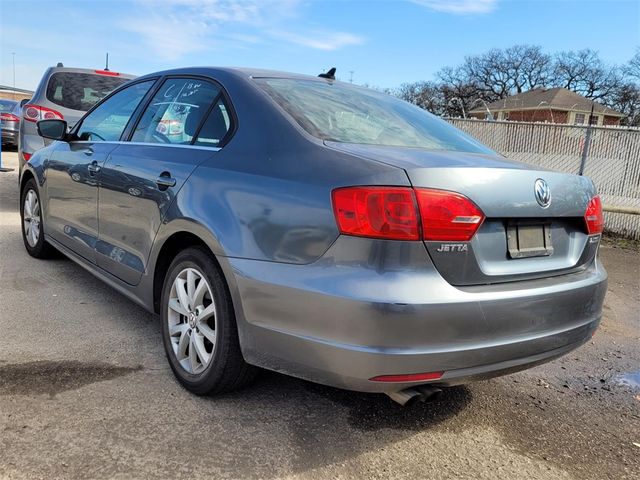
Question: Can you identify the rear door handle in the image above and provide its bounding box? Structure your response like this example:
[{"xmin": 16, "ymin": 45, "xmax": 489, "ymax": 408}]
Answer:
[
  {"xmin": 83, "ymin": 148, "xmax": 94, "ymax": 156},
  {"xmin": 156, "ymin": 174, "xmax": 176, "ymax": 189},
  {"xmin": 87, "ymin": 161, "xmax": 101, "ymax": 174}
]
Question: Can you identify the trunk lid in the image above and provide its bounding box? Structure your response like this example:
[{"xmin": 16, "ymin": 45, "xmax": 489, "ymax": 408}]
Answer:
[{"xmin": 325, "ymin": 142, "xmax": 598, "ymax": 285}]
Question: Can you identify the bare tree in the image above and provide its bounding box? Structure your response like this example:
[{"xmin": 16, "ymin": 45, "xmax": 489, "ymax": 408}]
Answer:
[
  {"xmin": 441, "ymin": 45, "xmax": 552, "ymax": 101},
  {"xmin": 623, "ymin": 48, "xmax": 640, "ymax": 84},
  {"xmin": 610, "ymin": 83, "xmax": 640, "ymax": 126},
  {"xmin": 507, "ymin": 45, "xmax": 552, "ymax": 92},
  {"xmin": 436, "ymin": 66, "xmax": 486, "ymax": 116},
  {"xmin": 552, "ymin": 49, "xmax": 622, "ymax": 100},
  {"xmin": 394, "ymin": 81, "xmax": 445, "ymax": 114},
  {"xmin": 391, "ymin": 44, "xmax": 637, "ymax": 124}
]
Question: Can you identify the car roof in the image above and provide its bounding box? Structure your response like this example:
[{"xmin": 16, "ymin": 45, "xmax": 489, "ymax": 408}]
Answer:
[{"xmin": 135, "ymin": 66, "xmax": 332, "ymax": 83}]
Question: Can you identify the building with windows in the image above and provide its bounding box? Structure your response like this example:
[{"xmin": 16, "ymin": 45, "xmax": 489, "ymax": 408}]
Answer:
[{"xmin": 468, "ymin": 87, "xmax": 624, "ymax": 126}]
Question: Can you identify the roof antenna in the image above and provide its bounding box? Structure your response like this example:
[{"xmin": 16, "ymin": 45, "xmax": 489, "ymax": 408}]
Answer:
[
  {"xmin": 104, "ymin": 52, "xmax": 109, "ymax": 71},
  {"xmin": 318, "ymin": 67, "xmax": 336, "ymax": 80}
]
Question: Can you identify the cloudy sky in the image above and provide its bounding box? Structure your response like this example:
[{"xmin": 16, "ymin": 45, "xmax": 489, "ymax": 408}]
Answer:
[{"xmin": 1, "ymin": 0, "xmax": 638, "ymax": 90}]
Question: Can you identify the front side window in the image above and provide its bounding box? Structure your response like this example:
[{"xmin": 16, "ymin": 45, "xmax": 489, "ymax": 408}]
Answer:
[
  {"xmin": 75, "ymin": 80, "xmax": 155, "ymax": 142},
  {"xmin": 255, "ymin": 78, "xmax": 494, "ymax": 154},
  {"xmin": 131, "ymin": 78, "xmax": 221, "ymax": 145},
  {"xmin": 46, "ymin": 72, "xmax": 131, "ymax": 112}
]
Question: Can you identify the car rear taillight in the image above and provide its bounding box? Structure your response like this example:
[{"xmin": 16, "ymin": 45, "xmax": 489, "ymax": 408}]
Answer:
[
  {"xmin": 0, "ymin": 113, "xmax": 20, "ymax": 122},
  {"xmin": 158, "ymin": 119, "xmax": 183, "ymax": 135},
  {"xmin": 332, "ymin": 187, "xmax": 420, "ymax": 240},
  {"xmin": 95, "ymin": 70, "xmax": 120, "ymax": 76},
  {"xmin": 370, "ymin": 371, "xmax": 444, "ymax": 382},
  {"xmin": 584, "ymin": 195, "xmax": 604, "ymax": 235},
  {"xmin": 415, "ymin": 188, "xmax": 485, "ymax": 241},
  {"xmin": 331, "ymin": 186, "xmax": 485, "ymax": 242},
  {"xmin": 22, "ymin": 152, "xmax": 32, "ymax": 162},
  {"xmin": 23, "ymin": 104, "xmax": 64, "ymax": 122}
]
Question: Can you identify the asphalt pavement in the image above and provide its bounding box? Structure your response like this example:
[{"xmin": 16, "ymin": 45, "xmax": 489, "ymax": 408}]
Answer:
[{"xmin": 0, "ymin": 150, "xmax": 638, "ymax": 479}]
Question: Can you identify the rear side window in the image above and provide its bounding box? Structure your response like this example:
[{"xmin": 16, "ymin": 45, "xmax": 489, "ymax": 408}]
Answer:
[
  {"xmin": 76, "ymin": 80, "xmax": 155, "ymax": 142},
  {"xmin": 193, "ymin": 97, "xmax": 232, "ymax": 146},
  {"xmin": 45, "ymin": 72, "xmax": 130, "ymax": 111},
  {"xmin": 131, "ymin": 78, "xmax": 221, "ymax": 145}
]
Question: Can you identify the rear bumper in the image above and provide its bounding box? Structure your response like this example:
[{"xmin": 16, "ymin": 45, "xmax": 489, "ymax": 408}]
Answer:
[
  {"xmin": 1, "ymin": 128, "xmax": 18, "ymax": 145},
  {"xmin": 230, "ymin": 237, "xmax": 607, "ymax": 393}
]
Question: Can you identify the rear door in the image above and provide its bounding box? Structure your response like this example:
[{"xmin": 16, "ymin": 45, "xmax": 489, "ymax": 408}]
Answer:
[
  {"xmin": 96, "ymin": 77, "xmax": 233, "ymax": 285},
  {"xmin": 45, "ymin": 80, "xmax": 156, "ymax": 262}
]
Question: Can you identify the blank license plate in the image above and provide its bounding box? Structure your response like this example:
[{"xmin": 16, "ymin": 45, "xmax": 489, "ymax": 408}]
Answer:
[{"xmin": 507, "ymin": 223, "xmax": 553, "ymax": 259}]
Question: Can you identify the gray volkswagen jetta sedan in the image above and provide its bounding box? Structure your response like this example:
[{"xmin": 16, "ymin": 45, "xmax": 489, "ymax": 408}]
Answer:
[{"xmin": 20, "ymin": 67, "xmax": 607, "ymax": 405}]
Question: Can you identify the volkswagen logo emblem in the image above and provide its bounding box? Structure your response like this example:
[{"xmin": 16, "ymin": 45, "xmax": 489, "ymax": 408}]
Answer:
[{"xmin": 534, "ymin": 178, "xmax": 551, "ymax": 208}]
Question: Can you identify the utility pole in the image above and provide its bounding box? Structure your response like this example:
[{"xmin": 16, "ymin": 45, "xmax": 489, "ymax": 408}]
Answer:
[
  {"xmin": 12, "ymin": 52, "xmax": 16, "ymax": 100},
  {"xmin": 349, "ymin": 71, "xmax": 354, "ymax": 84}
]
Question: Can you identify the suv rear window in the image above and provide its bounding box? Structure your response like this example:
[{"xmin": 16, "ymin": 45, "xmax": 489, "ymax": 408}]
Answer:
[{"xmin": 45, "ymin": 72, "xmax": 130, "ymax": 112}]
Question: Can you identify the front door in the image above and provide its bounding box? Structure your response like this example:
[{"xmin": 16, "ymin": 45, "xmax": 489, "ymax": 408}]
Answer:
[
  {"xmin": 46, "ymin": 141, "xmax": 118, "ymax": 261},
  {"xmin": 45, "ymin": 80, "xmax": 156, "ymax": 262}
]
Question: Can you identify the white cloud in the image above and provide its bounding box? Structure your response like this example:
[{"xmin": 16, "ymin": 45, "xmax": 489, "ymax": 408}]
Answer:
[
  {"xmin": 123, "ymin": 0, "xmax": 363, "ymax": 59},
  {"xmin": 121, "ymin": 15, "xmax": 211, "ymax": 61},
  {"xmin": 409, "ymin": 0, "xmax": 498, "ymax": 15},
  {"xmin": 269, "ymin": 30, "xmax": 365, "ymax": 51}
]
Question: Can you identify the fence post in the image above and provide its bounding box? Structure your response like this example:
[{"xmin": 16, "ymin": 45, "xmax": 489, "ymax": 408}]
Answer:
[{"xmin": 578, "ymin": 104, "xmax": 595, "ymax": 175}]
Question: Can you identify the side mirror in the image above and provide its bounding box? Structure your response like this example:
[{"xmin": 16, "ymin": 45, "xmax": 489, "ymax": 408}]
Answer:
[{"xmin": 37, "ymin": 119, "xmax": 68, "ymax": 141}]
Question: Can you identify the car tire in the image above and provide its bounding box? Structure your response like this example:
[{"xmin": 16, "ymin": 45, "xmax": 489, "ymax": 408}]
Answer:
[
  {"xmin": 160, "ymin": 246, "xmax": 257, "ymax": 395},
  {"xmin": 20, "ymin": 178, "xmax": 57, "ymax": 259}
]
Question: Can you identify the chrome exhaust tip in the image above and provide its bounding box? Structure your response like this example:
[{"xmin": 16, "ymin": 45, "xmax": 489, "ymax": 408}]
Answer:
[{"xmin": 386, "ymin": 385, "xmax": 443, "ymax": 406}]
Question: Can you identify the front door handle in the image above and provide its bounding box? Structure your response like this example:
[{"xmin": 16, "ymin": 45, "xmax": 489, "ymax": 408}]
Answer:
[
  {"xmin": 87, "ymin": 161, "xmax": 101, "ymax": 174},
  {"xmin": 156, "ymin": 173, "xmax": 176, "ymax": 189}
]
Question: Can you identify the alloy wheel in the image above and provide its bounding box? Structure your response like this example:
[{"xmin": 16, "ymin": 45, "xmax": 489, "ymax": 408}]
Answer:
[
  {"xmin": 23, "ymin": 189, "xmax": 41, "ymax": 248},
  {"xmin": 167, "ymin": 268, "xmax": 217, "ymax": 374}
]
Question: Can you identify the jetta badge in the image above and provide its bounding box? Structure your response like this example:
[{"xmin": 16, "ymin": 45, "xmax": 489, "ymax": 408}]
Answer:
[{"xmin": 534, "ymin": 178, "xmax": 551, "ymax": 208}]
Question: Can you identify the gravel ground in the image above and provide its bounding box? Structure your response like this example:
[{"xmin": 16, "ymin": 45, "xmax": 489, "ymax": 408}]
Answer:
[{"xmin": 0, "ymin": 150, "xmax": 638, "ymax": 479}]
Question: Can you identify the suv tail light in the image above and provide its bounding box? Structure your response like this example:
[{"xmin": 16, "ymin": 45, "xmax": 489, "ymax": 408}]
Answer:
[
  {"xmin": 0, "ymin": 113, "xmax": 20, "ymax": 122},
  {"xmin": 415, "ymin": 188, "xmax": 485, "ymax": 241},
  {"xmin": 331, "ymin": 186, "xmax": 485, "ymax": 242},
  {"xmin": 94, "ymin": 70, "xmax": 120, "ymax": 76},
  {"xmin": 23, "ymin": 104, "xmax": 64, "ymax": 122},
  {"xmin": 584, "ymin": 195, "xmax": 604, "ymax": 235}
]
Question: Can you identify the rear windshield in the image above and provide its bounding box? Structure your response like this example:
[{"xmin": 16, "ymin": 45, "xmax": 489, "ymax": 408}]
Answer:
[
  {"xmin": 0, "ymin": 100, "xmax": 18, "ymax": 112},
  {"xmin": 46, "ymin": 72, "xmax": 130, "ymax": 112},
  {"xmin": 255, "ymin": 78, "xmax": 494, "ymax": 154}
]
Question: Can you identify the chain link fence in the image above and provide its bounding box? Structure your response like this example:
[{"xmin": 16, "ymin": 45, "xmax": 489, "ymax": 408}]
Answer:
[{"xmin": 447, "ymin": 118, "xmax": 640, "ymax": 239}]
